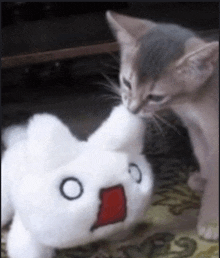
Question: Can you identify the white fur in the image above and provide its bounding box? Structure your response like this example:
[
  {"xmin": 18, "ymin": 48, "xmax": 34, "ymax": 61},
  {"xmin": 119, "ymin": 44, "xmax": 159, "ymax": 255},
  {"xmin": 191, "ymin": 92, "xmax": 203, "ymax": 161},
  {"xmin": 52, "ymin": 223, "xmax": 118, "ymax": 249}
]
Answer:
[
  {"xmin": 88, "ymin": 105, "xmax": 146, "ymax": 153},
  {"xmin": 1, "ymin": 104, "xmax": 153, "ymax": 258},
  {"xmin": 2, "ymin": 124, "xmax": 27, "ymax": 149}
]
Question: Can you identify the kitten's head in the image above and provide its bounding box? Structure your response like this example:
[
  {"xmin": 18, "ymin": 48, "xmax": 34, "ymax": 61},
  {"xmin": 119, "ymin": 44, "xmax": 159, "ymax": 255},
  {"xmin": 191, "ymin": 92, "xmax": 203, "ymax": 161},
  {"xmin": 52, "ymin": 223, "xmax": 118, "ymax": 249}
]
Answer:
[{"xmin": 106, "ymin": 11, "xmax": 219, "ymax": 117}]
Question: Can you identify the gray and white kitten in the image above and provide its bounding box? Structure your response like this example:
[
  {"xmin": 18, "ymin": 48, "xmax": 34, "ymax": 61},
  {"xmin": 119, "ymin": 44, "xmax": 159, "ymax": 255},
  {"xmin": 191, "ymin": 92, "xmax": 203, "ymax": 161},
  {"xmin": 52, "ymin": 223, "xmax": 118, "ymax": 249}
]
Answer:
[{"xmin": 106, "ymin": 11, "xmax": 219, "ymax": 241}]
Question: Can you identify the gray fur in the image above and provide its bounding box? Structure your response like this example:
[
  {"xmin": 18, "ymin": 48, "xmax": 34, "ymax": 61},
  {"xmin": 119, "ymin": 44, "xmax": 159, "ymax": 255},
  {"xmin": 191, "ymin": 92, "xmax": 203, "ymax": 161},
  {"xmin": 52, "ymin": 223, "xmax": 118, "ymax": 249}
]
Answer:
[{"xmin": 137, "ymin": 24, "xmax": 196, "ymax": 80}]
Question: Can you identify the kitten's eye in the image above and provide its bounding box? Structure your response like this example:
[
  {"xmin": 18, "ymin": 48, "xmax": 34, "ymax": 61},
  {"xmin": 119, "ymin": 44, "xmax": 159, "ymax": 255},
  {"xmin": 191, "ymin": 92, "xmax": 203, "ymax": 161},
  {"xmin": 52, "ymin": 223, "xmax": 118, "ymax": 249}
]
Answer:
[
  {"xmin": 123, "ymin": 78, "xmax": 132, "ymax": 90},
  {"xmin": 148, "ymin": 94, "xmax": 165, "ymax": 102}
]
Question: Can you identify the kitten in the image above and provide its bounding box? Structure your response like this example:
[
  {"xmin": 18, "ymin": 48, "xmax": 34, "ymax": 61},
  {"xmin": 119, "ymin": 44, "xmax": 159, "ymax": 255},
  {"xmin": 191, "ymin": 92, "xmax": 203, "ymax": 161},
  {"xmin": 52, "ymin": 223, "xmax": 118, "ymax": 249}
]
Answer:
[{"xmin": 106, "ymin": 11, "xmax": 219, "ymax": 241}]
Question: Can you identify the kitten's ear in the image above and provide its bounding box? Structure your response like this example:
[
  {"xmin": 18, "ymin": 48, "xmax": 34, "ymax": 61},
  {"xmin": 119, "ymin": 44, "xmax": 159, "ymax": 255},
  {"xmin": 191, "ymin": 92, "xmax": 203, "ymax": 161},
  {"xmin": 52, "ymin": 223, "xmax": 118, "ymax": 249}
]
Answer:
[
  {"xmin": 176, "ymin": 41, "xmax": 219, "ymax": 91},
  {"xmin": 106, "ymin": 11, "xmax": 156, "ymax": 46}
]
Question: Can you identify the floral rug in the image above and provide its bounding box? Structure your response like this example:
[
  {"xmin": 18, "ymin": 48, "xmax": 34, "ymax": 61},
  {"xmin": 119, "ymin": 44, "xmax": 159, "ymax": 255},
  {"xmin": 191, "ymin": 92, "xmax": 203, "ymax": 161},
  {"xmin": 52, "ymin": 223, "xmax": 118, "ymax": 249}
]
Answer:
[{"xmin": 1, "ymin": 51, "xmax": 219, "ymax": 257}]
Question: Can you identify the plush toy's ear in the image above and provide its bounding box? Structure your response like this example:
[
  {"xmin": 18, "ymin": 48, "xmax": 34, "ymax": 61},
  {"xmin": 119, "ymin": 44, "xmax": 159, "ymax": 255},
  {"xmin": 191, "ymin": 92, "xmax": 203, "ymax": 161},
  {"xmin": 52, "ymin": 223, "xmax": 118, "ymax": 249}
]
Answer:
[
  {"xmin": 27, "ymin": 114, "xmax": 83, "ymax": 170},
  {"xmin": 106, "ymin": 11, "xmax": 156, "ymax": 47},
  {"xmin": 88, "ymin": 105, "xmax": 145, "ymax": 153}
]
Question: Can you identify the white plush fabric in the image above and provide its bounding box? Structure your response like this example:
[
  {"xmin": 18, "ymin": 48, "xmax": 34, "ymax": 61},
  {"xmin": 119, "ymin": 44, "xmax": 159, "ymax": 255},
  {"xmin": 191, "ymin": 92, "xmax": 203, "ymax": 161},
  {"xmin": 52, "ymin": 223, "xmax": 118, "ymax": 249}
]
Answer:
[{"xmin": 1, "ymin": 104, "xmax": 153, "ymax": 258}]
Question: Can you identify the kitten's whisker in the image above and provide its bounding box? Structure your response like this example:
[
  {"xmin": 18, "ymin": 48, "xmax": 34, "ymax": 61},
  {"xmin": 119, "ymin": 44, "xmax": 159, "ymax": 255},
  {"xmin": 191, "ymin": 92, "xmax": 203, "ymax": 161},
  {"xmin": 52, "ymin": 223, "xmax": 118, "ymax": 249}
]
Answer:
[
  {"xmin": 154, "ymin": 113, "xmax": 182, "ymax": 136},
  {"xmin": 104, "ymin": 94, "xmax": 121, "ymax": 101},
  {"xmin": 152, "ymin": 116, "xmax": 166, "ymax": 138},
  {"xmin": 108, "ymin": 52, "xmax": 120, "ymax": 63},
  {"xmin": 99, "ymin": 60, "xmax": 119, "ymax": 71},
  {"xmin": 98, "ymin": 81, "xmax": 118, "ymax": 91},
  {"xmin": 96, "ymin": 81, "xmax": 121, "ymax": 97},
  {"xmin": 100, "ymin": 72, "xmax": 116, "ymax": 86},
  {"xmin": 97, "ymin": 93, "xmax": 121, "ymax": 102},
  {"xmin": 100, "ymin": 73, "xmax": 121, "ymax": 96}
]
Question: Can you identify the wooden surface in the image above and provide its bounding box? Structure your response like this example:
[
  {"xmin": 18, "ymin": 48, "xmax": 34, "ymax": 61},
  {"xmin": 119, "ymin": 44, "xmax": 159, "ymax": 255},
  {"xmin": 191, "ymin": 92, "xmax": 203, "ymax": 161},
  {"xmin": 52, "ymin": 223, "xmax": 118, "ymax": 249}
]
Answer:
[{"xmin": 1, "ymin": 42, "xmax": 119, "ymax": 69}]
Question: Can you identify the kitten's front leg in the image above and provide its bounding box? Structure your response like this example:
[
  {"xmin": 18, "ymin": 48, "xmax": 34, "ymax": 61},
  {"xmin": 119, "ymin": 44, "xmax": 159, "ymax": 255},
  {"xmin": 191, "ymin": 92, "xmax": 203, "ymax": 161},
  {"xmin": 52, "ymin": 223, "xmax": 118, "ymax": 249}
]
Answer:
[
  {"xmin": 197, "ymin": 157, "xmax": 219, "ymax": 241},
  {"xmin": 187, "ymin": 129, "xmax": 219, "ymax": 240},
  {"xmin": 187, "ymin": 172, "xmax": 206, "ymax": 194},
  {"xmin": 7, "ymin": 213, "xmax": 55, "ymax": 258}
]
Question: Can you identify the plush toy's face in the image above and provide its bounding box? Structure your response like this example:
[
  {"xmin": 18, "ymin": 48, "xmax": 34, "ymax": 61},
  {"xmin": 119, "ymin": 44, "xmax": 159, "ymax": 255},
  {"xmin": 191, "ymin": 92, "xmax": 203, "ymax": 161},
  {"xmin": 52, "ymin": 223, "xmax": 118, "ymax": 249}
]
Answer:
[{"xmin": 16, "ymin": 150, "xmax": 153, "ymax": 248}]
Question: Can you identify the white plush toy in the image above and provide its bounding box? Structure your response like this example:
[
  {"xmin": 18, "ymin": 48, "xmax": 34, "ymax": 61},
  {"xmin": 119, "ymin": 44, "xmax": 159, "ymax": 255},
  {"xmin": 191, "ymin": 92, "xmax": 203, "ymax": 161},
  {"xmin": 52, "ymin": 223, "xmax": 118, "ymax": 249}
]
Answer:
[{"xmin": 1, "ymin": 104, "xmax": 153, "ymax": 258}]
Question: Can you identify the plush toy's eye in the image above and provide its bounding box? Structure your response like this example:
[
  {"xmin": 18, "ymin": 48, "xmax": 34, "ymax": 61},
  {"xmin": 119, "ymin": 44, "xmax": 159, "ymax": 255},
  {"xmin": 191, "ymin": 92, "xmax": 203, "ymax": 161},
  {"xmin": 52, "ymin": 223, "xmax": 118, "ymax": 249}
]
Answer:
[
  {"xmin": 60, "ymin": 177, "xmax": 83, "ymax": 200},
  {"xmin": 129, "ymin": 163, "xmax": 142, "ymax": 184}
]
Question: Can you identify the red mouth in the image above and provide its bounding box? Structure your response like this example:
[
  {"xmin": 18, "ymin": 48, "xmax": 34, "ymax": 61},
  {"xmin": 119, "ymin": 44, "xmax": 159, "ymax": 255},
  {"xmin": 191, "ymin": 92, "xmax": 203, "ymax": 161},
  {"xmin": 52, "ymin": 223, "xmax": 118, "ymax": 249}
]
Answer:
[{"xmin": 91, "ymin": 184, "xmax": 127, "ymax": 232}]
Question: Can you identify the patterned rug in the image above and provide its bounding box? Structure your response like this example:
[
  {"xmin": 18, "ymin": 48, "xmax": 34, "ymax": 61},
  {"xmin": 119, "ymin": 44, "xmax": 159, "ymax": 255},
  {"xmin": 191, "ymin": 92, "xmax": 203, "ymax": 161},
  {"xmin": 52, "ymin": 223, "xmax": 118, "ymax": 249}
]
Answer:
[{"xmin": 1, "ymin": 52, "xmax": 219, "ymax": 257}]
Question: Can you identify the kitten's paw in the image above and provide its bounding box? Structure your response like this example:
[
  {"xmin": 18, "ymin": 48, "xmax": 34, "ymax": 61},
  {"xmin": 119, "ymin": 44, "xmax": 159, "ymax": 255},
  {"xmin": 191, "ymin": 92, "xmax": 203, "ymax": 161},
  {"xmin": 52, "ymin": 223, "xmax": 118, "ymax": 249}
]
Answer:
[
  {"xmin": 197, "ymin": 220, "xmax": 219, "ymax": 241},
  {"xmin": 187, "ymin": 172, "xmax": 206, "ymax": 193}
]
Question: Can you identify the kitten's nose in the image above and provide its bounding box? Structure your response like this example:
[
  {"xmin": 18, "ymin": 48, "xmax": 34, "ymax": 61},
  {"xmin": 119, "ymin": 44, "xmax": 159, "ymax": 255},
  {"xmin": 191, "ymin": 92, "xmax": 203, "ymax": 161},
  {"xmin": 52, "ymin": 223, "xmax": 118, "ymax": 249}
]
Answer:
[{"xmin": 129, "ymin": 101, "xmax": 145, "ymax": 114}]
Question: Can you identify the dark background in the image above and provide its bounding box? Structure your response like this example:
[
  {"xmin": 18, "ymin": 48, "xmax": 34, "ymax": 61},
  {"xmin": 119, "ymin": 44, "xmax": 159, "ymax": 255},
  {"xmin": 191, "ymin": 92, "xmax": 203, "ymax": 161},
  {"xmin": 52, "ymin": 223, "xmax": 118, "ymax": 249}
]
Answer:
[
  {"xmin": 2, "ymin": 2, "xmax": 219, "ymax": 57},
  {"xmin": 2, "ymin": 2, "xmax": 219, "ymax": 29}
]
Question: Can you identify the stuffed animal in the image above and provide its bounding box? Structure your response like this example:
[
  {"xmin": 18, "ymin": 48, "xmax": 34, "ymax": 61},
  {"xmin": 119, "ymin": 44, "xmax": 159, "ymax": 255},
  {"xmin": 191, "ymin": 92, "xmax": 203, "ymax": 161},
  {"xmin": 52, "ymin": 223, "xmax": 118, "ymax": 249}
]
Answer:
[{"xmin": 1, "ymin": 104, "xmax": 153, "ymax": 258}]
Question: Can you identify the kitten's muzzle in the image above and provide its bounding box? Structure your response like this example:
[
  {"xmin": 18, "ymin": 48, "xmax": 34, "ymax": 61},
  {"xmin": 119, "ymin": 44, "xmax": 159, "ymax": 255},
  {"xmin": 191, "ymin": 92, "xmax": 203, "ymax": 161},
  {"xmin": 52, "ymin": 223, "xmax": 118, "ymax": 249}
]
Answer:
[{"xmin": 128, "ymin": 100, "xmax": 147, "ymax": 114}]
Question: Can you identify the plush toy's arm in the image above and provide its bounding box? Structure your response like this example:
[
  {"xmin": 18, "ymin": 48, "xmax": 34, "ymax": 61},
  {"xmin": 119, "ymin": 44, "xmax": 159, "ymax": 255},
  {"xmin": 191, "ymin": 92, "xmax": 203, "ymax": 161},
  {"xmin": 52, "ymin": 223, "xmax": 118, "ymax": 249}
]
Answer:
[
  {"xmin": 1, "ymin": 129, "xmax": 29, "ymax": 228},
  {"xmin": 88, "ymin": 104, "xmax": 146, "ymax": 153},
  {"xmin": 2, "ymin": 124, "xmax": 27, "ymax": 149},
  {"xmin": 7, "ymin": 213, "xmax": 55, "ymax": 258},
  {"xmin": 2, "ymin": 125, "xmax": 27, "ymax": 228},
  {"xmin": 1, "ymin": 157, "xmax": 14, "ymax": 228}
]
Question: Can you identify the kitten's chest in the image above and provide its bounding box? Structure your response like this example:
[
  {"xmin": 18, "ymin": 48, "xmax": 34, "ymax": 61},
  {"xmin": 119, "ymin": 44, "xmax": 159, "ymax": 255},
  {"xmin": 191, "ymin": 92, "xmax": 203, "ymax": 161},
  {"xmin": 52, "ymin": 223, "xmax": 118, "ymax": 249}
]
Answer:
[
  {"xmin": 173, "ymin": 102, "xmax": 217, "ymax": 128},
  {"xmin": 174, "ymin": 105, "xmax": 202, "ymax": 128},
  {"xmin": 172, "ymin": 102, "xmax": 218, "ymax": 149}
]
